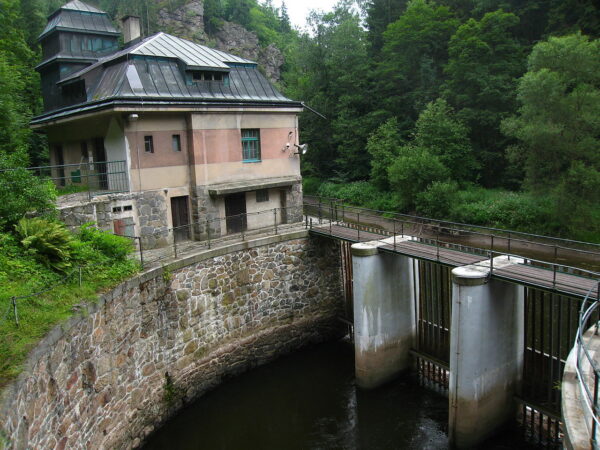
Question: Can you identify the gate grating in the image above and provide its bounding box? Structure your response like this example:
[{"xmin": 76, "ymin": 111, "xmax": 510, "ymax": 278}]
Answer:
[
  {"xmin": 520, "ymin": 287, "xmax": 600, "ymax": 447},
  {"xmin": 414, "ymin": 261, "xmax": 452, "ymax": 393}
]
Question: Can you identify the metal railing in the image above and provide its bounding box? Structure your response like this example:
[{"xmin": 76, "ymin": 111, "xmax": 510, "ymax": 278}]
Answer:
[
  {"xmin": 25, "ymin": 160, "xmax": 129, "ymax": 199},
  {"xmin": 130, "ymin": 206, "xmax": 304, "ymax": 269},
  {"xmin": 575, "ymin": 285, "xmax": 600, "ymax": 449},
  {"xmin": 304, "ymin": 199, "xmax": 600, "ymax": 296},
  {"xmin": 304, "ymin": 195, "xmax": 600, "ymax": 272}
]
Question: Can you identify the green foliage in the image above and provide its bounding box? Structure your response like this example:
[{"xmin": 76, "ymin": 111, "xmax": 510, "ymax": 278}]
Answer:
[
  {"xmin": 443, "ymin": 10, "xmax": 524, "ymax": 186},
  {"xmin": 448, "ymin": 187, "xmax": 559, "ymax": 235},
  {"xmin": 365, "ymin": 0, "xmax": 408, "ymax": 54},
  {"xmin": 413, "ymin": 99, "xmax": 477, "ymax": 182},
  {"xmin": 78, "ymin": 223, "xmax": 134, "ymax": 261},
  {"xmin": 0, "ymin": 223, "xmax": 139, "ymax": 387},
  {"xmin": 14, "ymin": 218, "xmax": 73, "ymax": 272},
  {"xmin": 415, "ymin": 180, "xmax": 458, "ymax": 218},
  {"xmin": 0, "ymin": 152, "xmax": 57, "ymax": 230},
  {"xmin": 317, "ymin": 181, "xmax": 401, "ymax": 211},
  {"xmin": 366, "ymin": 117, "xmax": 402, "ymax": 190},
  {"xmin": 302, "ymin": 176, "xmax": 321, "ymax": 195},
  {"xmin": 502, "ymin": 33, "xmax": 600, "ymax": 189},
  {"xmin": 378, "ymin": 0, "xmax": 459, "ymax": 129},
  {"xmin": 388, "ymin": 146, "xmax": 450, "ymax": 209}
]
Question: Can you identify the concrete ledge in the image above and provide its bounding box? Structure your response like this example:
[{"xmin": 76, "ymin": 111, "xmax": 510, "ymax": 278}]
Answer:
[
  {"xmin": 452, "ymin": 265, "xmax": 489, "ymax": 286},
  {"xmin": 351, "ymin": 242, "xmax": 379, "ymax": 257},
  {"xmin": 562, "ymin": 326, "xmax": 600, "ymax": 450}
]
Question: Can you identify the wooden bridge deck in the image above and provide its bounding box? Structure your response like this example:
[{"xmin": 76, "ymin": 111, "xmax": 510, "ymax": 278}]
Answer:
[{"xmin": 310, "ymin": 223, "xmax": 599, "ymax": 299}]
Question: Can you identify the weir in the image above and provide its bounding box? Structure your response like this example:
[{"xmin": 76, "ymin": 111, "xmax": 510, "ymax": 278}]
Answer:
[{"xmin": 309, "ymin": 210, "xmax": 600, "ymax": 449}]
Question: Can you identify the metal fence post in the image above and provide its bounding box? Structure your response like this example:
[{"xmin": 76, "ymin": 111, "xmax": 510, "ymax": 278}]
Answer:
[
  {"xmin": 393, "ymin": 220, "xmax": 396, "ymax": 251},
  {"xmin": 274, "ymin": 208, "xmax": 278, "ymax": 235},
  {"xmin": 12, "ymin": 297, "xmax": 19, "ymax": 327},
  {"xmin": 318, "ymin": 199, "xmax": 322, "ymax": 224},
  {"xmin": 138, "ymin": 237, "xmax": 144, "ymax": 269},
  {"xmin": 173, "ymin": 229, "xmax": 178, "ymax": 259},
  {"xmin": 357, "ymin": 212, "xmax": 360, "ymax": 241},
  {"xmin": 207, "ymin": 219, "xmax": 211, "ymax": 249}
]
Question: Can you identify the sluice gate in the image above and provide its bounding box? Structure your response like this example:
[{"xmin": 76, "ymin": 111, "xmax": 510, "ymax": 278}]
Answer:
[{"xmin": 310, "ymin": 204, "xmax": 600, "ymax": 449}]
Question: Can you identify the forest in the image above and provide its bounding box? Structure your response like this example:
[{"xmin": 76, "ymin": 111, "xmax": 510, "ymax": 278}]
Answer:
[{"xmin": 0, "ymin": 0, "xmax": 599, "ymax": 241}]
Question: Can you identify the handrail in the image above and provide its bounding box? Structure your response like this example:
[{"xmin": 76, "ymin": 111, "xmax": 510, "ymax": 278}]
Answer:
[
  {"xmin": 304, "ymin": 195, "xmax": 600, "ymax": 252},
  {"xmin": 575, "ymin": 285, "xmax": 600, "ymax": 448}
]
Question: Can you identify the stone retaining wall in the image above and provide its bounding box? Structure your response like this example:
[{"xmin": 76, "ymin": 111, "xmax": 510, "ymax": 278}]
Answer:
[{"xmin": 0, "ymin": 232, "xmax": 344, "ymax": 449}]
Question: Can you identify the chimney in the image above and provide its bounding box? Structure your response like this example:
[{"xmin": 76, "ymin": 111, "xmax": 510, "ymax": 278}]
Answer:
[{"xmin": 122, "ymin": 15, "xmax": 141, "ymax": 45}]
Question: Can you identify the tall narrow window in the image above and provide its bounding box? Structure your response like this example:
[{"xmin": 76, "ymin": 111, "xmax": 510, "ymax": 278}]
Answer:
[
  {"xmin": 241, "ymin": 129, "xmax": 260, "ymax": 162},
  {"xmin": 144, "ymin": 135, "xmax": 154, "ymax": 153},
  {"xmin": 172, "ymin": 134, "xmax": 181, "ymax": 152}
]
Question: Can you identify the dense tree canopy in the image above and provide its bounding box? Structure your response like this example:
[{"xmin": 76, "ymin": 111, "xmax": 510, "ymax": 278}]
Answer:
[{"xmin": 1, "ymin": 0, "xmax": 599, "ymax": 239}]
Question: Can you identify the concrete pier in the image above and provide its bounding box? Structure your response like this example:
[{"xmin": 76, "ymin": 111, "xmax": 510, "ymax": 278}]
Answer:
[
  {"xmin": 351, "ymin": 242, "xmax": 417, "ymax": 389},
  {"xmin": 449, "ymin": 257, "xmax": 525, "ymax": 448}
]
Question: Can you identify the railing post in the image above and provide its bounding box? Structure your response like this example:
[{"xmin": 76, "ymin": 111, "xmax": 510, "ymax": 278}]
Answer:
[
  {"xmin": 305, "ymin": 214, "xmax": 308, "ymax": 229},
  {"xmin": 138, "ymin": 237, "xmax": 144, "ymax": 269},
  {"xmin": 508, "ymin": 232, "xmax": 511, "ymax": 260},
  {"xmin": 342, "ymin": 204, "xmax": 345, "ymax": 223},
  {"xmin": 357, "ymin": 212, "xmax": 360, "ymax": 241},
  {"xmin": 393, "ymin": 220, "xmax": 396, "ymax": 251},
  {"xmin": 274, "ymin": 208, "xmax": 278, "ymax": 235},
  {"xmin": 401, "ymin": 221, "xmax": 404, "ymax": 238},
  {"xmin": 310, "ymin": 218, "xmax": 313, "ymax": 230},
  {"xmin": 490, "ymin": 251, "xmax": 494, "ymax": 275},
  {"xmin": 206, "ymin": 219, "xmax": 211, "ymax": 249},
  {"xmin": 12, "ymin": 297, "xmax": 18, "ymax": 327},
  {"xmin": 554, "ymin": 245, "xmax": 558, "ymax": 263},
  {"xmin": 318, "ymin": 198, "xmax": 322, "ymax": 224},
  {"xmin": 173, "ymin": 229, "xmax": 178, "ymax": 259},
  {"xmin": 553, "ymin": 264, "xmax": 557, "ymax": 289},
  {"xmin": 491, "ymin": 234, "xmax": 494, "ymax": 252},
  {"xmin": 241, "ymin": 215, "xmax": 245, "ymax": 241}
]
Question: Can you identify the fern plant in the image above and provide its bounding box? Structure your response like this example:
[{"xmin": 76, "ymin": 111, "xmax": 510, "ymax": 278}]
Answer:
[{"xmin": 14, "ymin": 218, "xmax": 74, "ymax": 272}]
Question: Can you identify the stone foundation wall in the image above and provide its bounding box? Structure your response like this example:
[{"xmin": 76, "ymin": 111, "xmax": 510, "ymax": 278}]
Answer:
[
  {"xmin": 0, "ymin": 232, "xmax": 344, "ymax": 449},
  {"xmin": 57, "ymin": 190, "xmax": 170, "ymax": 249}
]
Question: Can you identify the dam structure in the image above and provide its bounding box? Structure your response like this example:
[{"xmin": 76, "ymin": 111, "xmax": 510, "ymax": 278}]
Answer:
[{"xmin": 1, "ymin": 201, "xmax": 598, "ymax": 449}]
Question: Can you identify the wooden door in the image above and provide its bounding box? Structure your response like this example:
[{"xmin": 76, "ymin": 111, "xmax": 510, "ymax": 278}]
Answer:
[
  {"xmin": 225, "ymin": 193, "xmax": 247, "ymax": 234},
  {"xmin": 171, "ymin": 196, "xmax": 190, "ymax": 241}
]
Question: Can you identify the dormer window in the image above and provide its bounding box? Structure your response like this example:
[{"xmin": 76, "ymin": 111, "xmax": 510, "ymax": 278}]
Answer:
[{"xmin": 189, "ymin": 70, "xmax": 229, "ymax": 84}]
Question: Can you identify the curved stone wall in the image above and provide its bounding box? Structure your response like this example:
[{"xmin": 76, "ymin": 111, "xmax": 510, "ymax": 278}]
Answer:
[{"xmin": 0, "ymin": 231, "xmax": 344, "ymax": 449}]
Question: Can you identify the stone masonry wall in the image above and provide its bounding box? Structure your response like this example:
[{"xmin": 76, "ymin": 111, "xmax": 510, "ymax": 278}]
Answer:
[{"xmin": 0, "ymin": 232, "xmax": 344, "ymax": 449}]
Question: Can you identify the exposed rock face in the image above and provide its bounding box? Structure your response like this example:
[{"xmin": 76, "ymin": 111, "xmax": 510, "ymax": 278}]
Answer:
[
  {"xmin": 157, "ymin": 0, "xmax": 207, "ymax": 42},
  {"xmin": 155, "ymin": 0, "xmax": 284, "ymax": 83}
]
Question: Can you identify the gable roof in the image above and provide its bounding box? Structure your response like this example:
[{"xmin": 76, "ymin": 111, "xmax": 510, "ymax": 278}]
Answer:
[
  {"xmin": 32, "ymin": 31, "xmax": 300, "ymax": 124},
  {"xmin": 60, "ymin": 32, "xmax": 255, "ymax": 84}
]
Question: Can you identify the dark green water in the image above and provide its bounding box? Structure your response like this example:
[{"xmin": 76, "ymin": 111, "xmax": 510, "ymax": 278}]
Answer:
[{"xmin": 143, "ymin": 341, "xmax": 535, "ymax": 450}]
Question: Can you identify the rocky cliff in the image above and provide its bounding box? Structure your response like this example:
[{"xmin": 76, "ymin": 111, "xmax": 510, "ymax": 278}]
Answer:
[{"xmin": 156, "ymin": 0, "xmax": 284, "ymax": 83}]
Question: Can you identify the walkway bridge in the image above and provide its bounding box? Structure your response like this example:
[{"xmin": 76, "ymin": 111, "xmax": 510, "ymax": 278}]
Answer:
[{"xmin": 304, "ymin": 197, "xmax": 600, "ymax": 449}]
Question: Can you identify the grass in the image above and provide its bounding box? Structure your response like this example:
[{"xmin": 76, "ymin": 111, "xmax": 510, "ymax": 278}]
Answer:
[
  {"xmin": 56, "ymin": 184, "xmax": 89, "ymax": 196},
  {"xmin": 0, "ymin": 226, "xmax": 139, "ymax": 388}
]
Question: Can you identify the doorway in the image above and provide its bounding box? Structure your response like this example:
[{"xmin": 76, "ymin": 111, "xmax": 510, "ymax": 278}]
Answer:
[
  {"xmin": 225, "ymin": 193, "xmax": 247, "ymax": 234},
  {"xmin": 171, "ymin": 196, "xmax": 190, "ymax": 241}
]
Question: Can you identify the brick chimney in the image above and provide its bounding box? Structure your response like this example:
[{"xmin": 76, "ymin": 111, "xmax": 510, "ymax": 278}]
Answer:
[{"xmin": 122, "ymin": 15, "xmax": 141, "ymax": 45}]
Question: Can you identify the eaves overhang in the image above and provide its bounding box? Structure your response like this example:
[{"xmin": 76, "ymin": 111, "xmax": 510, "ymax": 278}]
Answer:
[
  {"xmin": 38, "ymin": 26, "xmax": 121, "ymax": 41},
  {"xmin": 31, "ymin": 97, "xmax": 304, "ymax": 128},
  {"xmin": 35, "ymin": 55, "xmax": 98, "ymax": 71},
  {"xmin": 207, "ymin": 176, "xmax": 302, "ymax": 196}
]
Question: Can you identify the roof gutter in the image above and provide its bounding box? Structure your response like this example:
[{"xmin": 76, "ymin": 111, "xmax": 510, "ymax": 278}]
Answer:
[{"xmin": 31, "ymin": 97, "xmax": 304, "ymax": 127}]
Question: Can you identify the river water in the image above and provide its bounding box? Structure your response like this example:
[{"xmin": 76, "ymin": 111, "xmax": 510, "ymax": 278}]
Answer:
[{"xmin": 143, "ymin": 340, "xmax": 536, "ymax": 450}]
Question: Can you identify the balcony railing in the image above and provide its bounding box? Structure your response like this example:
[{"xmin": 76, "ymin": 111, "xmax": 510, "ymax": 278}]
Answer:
[{"xmin": 27, "ymin": 160, "xmax": 129, "ymax": 200}]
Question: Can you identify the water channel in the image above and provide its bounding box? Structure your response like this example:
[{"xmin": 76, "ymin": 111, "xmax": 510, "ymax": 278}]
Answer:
[{"xmin": 143, "ymin": 340, "xmax": 537, "ymax": 450}]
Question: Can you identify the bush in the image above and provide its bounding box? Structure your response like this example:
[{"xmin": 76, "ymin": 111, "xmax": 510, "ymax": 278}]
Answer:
[
  {"xmin": 14, "ymin": 218, "xmax": 73, "ymax": 272},
  {"xmin": 388, "ymin": 146, "xmax": 450, "ymax": 210},
  {"xmin": 415, "ymin": 181, "xmax": 458, "ymax": 218},
  {"xmin": 302, "ymin": 176, "xmax": 321, "ymax": 195},
  {"xmin": 78, "ymin": 223, "xmax": 134, "ymax": 261},
  {"xmin": 449, "ymin": 187, "xmax": 559, "ymax": 235},
  {"xmin": 0, "ymin": 151, "xmax": 57, "ymax": 230},
  {"xmin": 317, "ymin": 181, "xmax": 401, "ymax": 211}
]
